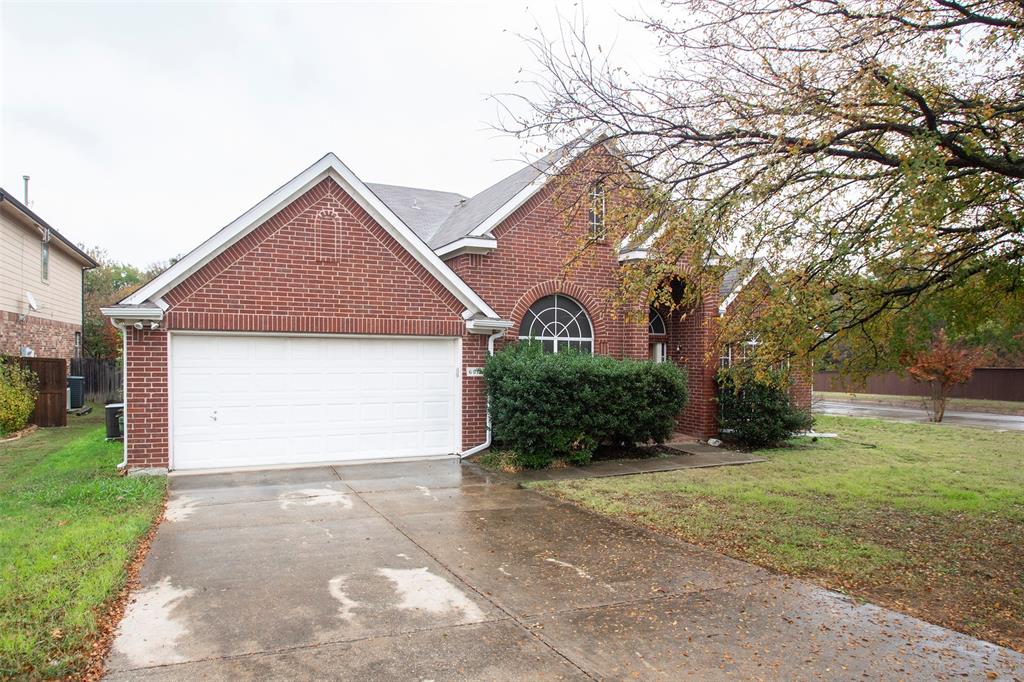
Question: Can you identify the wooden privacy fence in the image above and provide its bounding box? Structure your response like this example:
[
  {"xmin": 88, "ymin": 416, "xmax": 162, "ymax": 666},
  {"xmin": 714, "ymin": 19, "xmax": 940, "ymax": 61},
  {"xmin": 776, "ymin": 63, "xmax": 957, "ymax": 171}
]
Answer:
[
  {"xmin": 2, "ymin": 356, "xmax": 67, "ymax": 427},
  {"xmin": 70, "ymin": 357, "xmax": 123, "ymax": 403},
  {"xmin": 814, "ymin": 367, "xmax": 1024, "ymax": 403}
]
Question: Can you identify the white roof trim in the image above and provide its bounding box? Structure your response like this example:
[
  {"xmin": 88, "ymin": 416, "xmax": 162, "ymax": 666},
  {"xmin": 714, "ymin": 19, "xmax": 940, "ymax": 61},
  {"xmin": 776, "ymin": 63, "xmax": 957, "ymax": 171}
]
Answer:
[
  {"xmin": 436, "ymin": 236, "xmax": 498, "ymax": 258},
  {"xmin": 618, "ymin": 249, "xmax": 649, "ymax": 263},
  {"xmin": 718, "ymin": 263, "xmax": 764, "ymax": 316},
  {"xmin": 122, "ymin": 153, "xmax": 500, "ymax": 319},
  {"xmin": 465, "ymin": 131, "xmax": 610, "ymax": 242},
  {"xmin": 101, "ymin": 305, "xmax": 164, "ymax": 321}
]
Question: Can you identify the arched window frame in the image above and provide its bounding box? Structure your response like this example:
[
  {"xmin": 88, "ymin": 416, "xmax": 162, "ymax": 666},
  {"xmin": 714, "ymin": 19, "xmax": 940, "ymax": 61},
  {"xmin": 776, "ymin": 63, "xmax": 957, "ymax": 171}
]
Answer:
[
  {"xmin": 518, "ymin": 294, "xmax": 594, "ymax": 354},
  {"xmin": 649, "ymin": 308, "xmax": 667, "ymax": 336}
]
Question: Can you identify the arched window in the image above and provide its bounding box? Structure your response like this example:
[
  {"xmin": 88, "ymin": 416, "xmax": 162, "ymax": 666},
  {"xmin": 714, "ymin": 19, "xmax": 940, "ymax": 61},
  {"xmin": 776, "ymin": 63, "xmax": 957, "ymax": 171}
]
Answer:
[
  {"xmin": 519, "ymin": 294, "xmax": 594, "ymax": 353},
  {"xmin": 649, "ymin": 308, "xmax": 666, "ymax": 336}
]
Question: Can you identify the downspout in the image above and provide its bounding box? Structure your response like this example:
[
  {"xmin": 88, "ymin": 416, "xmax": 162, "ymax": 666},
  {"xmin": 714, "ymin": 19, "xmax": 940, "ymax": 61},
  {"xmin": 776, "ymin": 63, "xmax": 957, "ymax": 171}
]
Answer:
[
  {"xmin": 460, "ymin": 329, "xmax": 505, "ymax": 458},
  {"xmin": 114, "ymin": 320, "xmax": 128, "ymax": 470}
]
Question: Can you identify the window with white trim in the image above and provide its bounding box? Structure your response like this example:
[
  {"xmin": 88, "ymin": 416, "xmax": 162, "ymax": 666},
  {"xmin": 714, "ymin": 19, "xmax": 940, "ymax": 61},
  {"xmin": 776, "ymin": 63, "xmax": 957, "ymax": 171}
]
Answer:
[
  {"xmin": 588, "ymin": 182, "xmax": 606, "ymax": 237},
  {"xmin": 719, "ymin": 339, "xmax": 761, "ymax": 368},
  {"xmin": 519, "ymin": 294, "xmax": 594, "ymax": 353}
]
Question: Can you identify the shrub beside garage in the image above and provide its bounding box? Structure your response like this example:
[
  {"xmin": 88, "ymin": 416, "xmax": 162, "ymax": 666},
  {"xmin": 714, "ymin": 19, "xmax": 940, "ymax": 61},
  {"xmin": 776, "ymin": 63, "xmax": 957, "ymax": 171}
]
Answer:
[{"xmin": 484, "ymin": 342, "xmax": 688, "ymax": 468}]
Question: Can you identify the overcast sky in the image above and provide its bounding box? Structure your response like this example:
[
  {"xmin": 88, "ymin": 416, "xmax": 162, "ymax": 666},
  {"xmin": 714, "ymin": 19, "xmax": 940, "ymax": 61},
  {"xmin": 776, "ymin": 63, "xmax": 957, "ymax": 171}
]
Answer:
[{"xmin": 1, "ymin": 1, "xmax": 657, "ymax": 266}]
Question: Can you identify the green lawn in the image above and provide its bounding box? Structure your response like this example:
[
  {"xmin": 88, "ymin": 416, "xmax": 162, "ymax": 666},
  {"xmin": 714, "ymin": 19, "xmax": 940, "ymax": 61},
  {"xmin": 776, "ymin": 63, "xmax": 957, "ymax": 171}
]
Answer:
[
  {"xmin": 0, "ymin": 410, "xmax": 166, "ymax": 679},
  {"xmin": 531, "ymin": 415, "xmax": 1024, "ymax": 651}
]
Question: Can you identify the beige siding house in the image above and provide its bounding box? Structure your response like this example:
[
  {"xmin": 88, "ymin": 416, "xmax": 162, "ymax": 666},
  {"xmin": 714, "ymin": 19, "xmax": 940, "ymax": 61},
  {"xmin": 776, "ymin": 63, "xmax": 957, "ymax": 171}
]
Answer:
[{"xmin": 0, "ymin": 188, "xmax": 97, "ymax": 361}]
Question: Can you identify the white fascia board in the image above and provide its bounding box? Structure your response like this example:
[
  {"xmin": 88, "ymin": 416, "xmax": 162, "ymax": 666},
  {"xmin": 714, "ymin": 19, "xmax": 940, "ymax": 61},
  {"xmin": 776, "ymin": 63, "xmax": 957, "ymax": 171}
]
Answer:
[
  {"xmin": 618, "ymin": 249, "xmax": 649, "ymax": 263},
  {"xmin": 123, "ymin": 153, "xmax": 500, "ymax": 320},
  {"xmin": 718, "ymin": 263, "xmax": 764, "ymax": 316},
  {"xmin": 435, "ymin": 237, "xmax": 497, "ymax": 258},
  {"xmin": 101, "ymin": 306, "xmax": 164, "ymax": 321},
  {"xmin": 465, "ymin": 318, "xmax": 514, "ymax": 334}
]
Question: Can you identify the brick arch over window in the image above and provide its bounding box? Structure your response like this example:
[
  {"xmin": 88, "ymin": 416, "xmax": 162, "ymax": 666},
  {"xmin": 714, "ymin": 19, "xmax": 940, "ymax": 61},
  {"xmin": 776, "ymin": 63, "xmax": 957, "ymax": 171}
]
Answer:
[
  {"xmin": 314, "ymin": 207, "xmax": 341, "ymax": 263},
  {"xmin": 510, "ymin": 280, "xmax": 608, "ymax": 344}
]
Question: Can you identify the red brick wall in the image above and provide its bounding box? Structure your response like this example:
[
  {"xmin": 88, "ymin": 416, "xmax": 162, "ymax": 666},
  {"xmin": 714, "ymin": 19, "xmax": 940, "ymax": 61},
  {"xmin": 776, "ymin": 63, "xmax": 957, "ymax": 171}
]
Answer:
[
  {"xmin": 125, "ymin": 327, "xmax": 168, "ymax": 469},
  {"xmin": 666, "ymin": 296, "xmax": 721, "ymax": 437},
  {"xmin": 0, "ymin": 311, "xmax": 80, "ymax": 363},
  {"xmin": 447, "ymin": 180, "xmax": 648, "ymax": 359},
  {"xmin": 124, "ymin": 177, "xmax": 471, "ymax": 469}
]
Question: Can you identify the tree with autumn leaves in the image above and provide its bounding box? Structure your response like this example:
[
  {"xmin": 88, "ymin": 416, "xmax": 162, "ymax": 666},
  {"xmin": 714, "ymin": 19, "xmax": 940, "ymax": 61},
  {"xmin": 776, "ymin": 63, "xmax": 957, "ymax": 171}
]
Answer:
[
  {"xmin": 500, "ymin": 0, "xmax": 1023, "ymax": 379},
  {"xmin": 904, "ymin": 329, "xmax": 990, "ymax": 421},
  {"xmin": 82, "ymin": 249, "xmax": 169, "ymax": 359}
]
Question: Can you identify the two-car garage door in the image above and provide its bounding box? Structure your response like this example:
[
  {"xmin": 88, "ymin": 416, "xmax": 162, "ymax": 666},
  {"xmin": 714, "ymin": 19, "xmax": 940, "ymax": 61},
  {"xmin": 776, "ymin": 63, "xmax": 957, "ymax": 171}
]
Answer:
[{"xmin": 169, "ymin": 334, "xmax": 460, "ymax": 471}]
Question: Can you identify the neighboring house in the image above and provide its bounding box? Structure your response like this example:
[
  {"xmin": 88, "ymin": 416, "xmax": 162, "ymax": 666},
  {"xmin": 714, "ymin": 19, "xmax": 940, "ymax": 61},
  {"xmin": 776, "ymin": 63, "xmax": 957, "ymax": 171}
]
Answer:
[
  {"xmin": 1, "ymin": 188, "xmax": 97, "ymax": 361},
  {"xmin": 105, "ymin": 141, "xmax": 810, "ymax": 473}
]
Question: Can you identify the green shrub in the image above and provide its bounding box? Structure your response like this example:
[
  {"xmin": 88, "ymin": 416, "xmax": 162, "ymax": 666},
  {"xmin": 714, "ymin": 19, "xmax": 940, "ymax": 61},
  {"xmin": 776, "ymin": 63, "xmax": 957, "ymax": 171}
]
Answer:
[
  {"xmin": 484, "ymin": 342, "xmax": 688, "ymax": 468},
  {"xmin": 0, "ymin": 359, "xmax": 38, "ymax": 435},
  {"xmin": 717, "ymin": 367, "xmax": 812, "ymax": 448}
]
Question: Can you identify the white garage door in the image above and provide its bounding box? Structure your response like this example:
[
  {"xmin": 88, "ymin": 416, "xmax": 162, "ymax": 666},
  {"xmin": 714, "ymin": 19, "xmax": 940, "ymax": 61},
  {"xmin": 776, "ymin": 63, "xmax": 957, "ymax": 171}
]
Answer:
[{"xmin": 169, "ymin": 334, "xmax": 460, "ymax": 471}]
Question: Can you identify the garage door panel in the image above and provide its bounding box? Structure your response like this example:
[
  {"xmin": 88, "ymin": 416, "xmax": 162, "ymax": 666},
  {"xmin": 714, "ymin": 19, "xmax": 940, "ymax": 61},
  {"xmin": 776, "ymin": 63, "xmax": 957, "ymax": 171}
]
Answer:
[{"xmin": 170, "ymin": 334, "xmax": 459, "ymax": 471}]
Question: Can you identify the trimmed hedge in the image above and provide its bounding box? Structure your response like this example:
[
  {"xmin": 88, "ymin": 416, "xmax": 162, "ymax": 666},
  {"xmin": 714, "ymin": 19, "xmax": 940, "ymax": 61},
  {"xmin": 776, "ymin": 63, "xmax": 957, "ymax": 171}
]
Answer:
[
  {"xmin": 717, "ymin": 367, "xmax": 812, "ymax": 448},
  {"xmin": 484, "ymin": 342, "xmax": 688, "ymax": 468}
]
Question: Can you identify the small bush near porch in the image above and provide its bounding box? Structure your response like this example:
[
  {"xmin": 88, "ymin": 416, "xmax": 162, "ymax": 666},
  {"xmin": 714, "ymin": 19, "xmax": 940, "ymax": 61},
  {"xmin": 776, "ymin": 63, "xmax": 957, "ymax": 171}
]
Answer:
[
  {"xmin": 485, "ymin": 342, "xmax": 688, "ymax": 468},
  {"xmin": 0, "ymin": 409, "xmax": 166, "ymax": 679},
  {"xmin": 531, "ymin": 415, "xmax": 1024, "ymax": 651}
]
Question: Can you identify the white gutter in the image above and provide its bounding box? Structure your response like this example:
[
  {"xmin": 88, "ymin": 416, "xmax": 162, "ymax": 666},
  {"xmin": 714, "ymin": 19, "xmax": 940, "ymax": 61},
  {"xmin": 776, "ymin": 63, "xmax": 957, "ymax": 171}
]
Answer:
[{"xmin": 461, "ymin": 329, "xmax": 506, "ymax": 458}]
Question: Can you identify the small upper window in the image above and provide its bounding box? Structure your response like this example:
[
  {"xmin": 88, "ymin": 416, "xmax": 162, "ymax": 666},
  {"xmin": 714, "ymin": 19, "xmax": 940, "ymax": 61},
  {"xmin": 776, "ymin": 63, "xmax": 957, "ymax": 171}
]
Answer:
[
  {"xmin": 649, "ymin": 308, "xmax": 666, "ymax": 336},
  {"xmin": 40, "ymin": 240, "xmax": 49, "ymax": 282},
  {"xmin": 519, "ymin": 294, "xmax": 594, "ymax": 354},
  {"xmin": 588, "ymin": 182, "xmax": 606, "ymax": 237}
]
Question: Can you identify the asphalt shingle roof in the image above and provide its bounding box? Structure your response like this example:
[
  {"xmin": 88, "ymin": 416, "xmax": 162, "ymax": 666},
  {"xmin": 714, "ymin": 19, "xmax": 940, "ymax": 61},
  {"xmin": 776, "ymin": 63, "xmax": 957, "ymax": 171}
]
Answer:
[
  {"xmin": 367, "ymin": 142, "xmax": 577, "ymax": 250},
  {"xmin": 365, "ymin": 183, "xmax": 467, "ymax": 246}
]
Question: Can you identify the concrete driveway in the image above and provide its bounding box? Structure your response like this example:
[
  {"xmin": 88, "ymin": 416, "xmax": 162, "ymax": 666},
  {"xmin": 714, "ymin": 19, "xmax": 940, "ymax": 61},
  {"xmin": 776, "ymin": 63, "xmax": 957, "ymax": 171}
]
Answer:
[
  {"xmin": 815, "ymin": 398, "xmax": 1024, "ymax": 431},
  {"xmin": 106, "ymin": 460, "xmax": 1023, "ymax": 680}
]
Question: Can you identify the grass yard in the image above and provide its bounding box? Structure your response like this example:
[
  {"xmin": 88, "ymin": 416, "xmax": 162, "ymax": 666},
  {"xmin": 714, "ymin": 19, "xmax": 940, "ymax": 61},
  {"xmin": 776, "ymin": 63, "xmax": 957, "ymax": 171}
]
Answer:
[
  {"xmin": 531, "ymin": 415, "xmax": 1024, "ymax": 651},
  {"xmin": 0, "ymin": 409, "xmax": 165, "ymax": 679}
]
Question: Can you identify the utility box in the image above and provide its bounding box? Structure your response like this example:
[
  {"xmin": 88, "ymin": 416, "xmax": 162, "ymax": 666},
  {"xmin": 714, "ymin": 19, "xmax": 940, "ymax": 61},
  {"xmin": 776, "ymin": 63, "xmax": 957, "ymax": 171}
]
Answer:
[
  {"xmin": 68, "ymin": 376, "xmax": 85, "ymax": 409},
  {"xmin": 105, "ymin": 402, "xmax": 124, "ymax": 441}
]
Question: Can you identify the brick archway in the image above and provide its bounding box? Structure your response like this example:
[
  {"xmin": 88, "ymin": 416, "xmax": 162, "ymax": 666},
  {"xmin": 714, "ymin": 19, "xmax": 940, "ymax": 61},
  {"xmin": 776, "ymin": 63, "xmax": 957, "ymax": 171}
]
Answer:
[{"xmin": 509, "ymin": 280, "xmax": 608, "ymax": 343}]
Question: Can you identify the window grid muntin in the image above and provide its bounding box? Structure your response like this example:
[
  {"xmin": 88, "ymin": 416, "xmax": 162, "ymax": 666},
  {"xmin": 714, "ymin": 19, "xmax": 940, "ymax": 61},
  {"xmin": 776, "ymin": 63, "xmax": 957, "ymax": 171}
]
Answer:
[{"xmin": 519, "ymin": 294, "xmax": 594, "ymax": 354}]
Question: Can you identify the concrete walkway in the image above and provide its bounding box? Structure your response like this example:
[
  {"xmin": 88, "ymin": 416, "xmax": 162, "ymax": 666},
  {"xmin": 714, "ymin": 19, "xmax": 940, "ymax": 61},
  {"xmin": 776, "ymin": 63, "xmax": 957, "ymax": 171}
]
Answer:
[
  {"xmin": 816, "ymin": 398, "xmax": 1024, "ymax": 431},
  {"xmin": 105, "ymin": 460, "xmax": 1023, "ymax": 680}
]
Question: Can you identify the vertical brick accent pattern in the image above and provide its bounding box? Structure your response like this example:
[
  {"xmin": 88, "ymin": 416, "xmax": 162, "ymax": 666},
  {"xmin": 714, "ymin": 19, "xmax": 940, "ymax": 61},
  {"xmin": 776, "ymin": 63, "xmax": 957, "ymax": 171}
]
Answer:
[
  {"xmin": 0, "ymin": 311, "xmax": 80, "ymax": 362},
  {"xmin": 124, "ymin": 177, "xmax": 469, "ymax": 469},
  {"xmin": 126, "ymin": 328, "xmax": 169, "ymax": 469}
]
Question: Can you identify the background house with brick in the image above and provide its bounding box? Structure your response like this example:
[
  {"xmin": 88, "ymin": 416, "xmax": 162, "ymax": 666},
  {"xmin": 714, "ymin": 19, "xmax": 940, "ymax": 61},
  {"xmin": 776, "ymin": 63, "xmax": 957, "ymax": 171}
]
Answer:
[
  {"xmin": 105, "ymin": 142, "xmax": 809, "ymax": 473},
  {"xmin": 1, "ymin": 188, "xmax": 97, "ymax": 362}
]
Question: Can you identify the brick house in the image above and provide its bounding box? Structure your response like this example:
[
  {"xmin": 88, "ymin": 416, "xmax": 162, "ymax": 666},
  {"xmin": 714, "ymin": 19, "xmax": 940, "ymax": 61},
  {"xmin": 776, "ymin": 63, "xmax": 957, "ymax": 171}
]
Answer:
[
  {"xmin": 105, "ymin": 141, "xmax": 810, "ymax": 473},
  {"xmin": 1, "ymin": 188, "xmax": 97, "ymax": 362}
]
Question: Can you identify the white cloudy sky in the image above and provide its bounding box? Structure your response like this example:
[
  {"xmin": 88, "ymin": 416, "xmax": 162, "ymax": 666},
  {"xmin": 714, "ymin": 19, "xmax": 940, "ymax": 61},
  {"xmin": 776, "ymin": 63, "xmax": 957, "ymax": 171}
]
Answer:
[{"xmin": 1, "ymin": 0, "xmax": 658, "ymax": 265}]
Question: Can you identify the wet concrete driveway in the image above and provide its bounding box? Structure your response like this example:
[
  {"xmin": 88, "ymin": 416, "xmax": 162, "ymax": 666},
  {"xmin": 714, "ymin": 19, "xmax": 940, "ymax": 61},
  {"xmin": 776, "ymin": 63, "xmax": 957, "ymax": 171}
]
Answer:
[{"xmin": 106, "ymin": 460, "xmax": 1024, "ymax": 680}]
